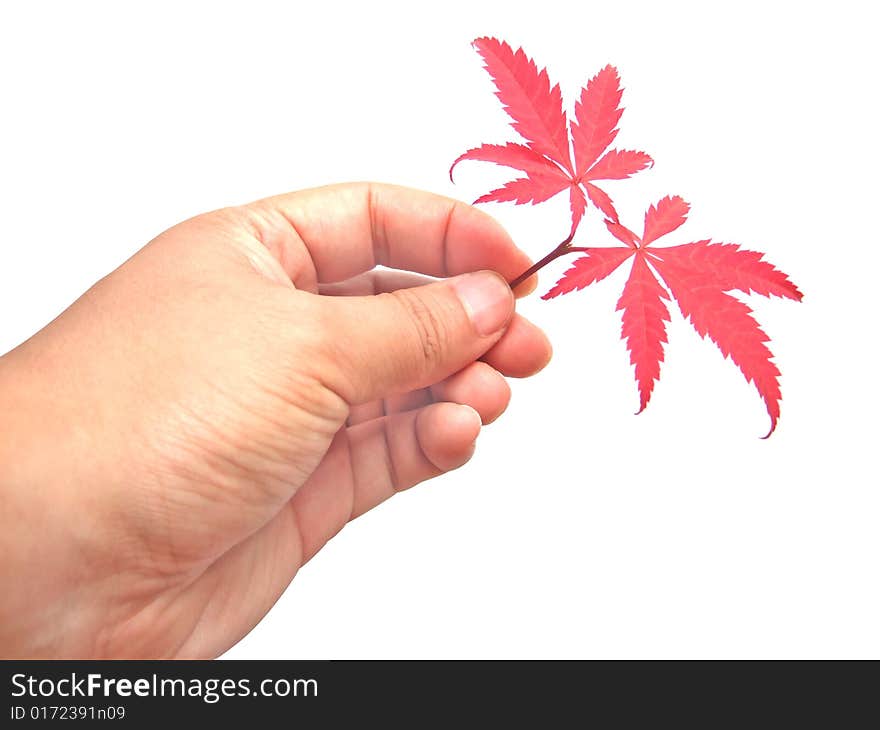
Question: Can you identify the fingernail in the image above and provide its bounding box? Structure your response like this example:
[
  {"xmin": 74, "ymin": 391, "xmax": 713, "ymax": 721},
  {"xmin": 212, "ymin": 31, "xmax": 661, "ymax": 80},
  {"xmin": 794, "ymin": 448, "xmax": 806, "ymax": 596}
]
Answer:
[{"xmin": 453, "ymin": 272, "xmax": 513, "ymax": 336}]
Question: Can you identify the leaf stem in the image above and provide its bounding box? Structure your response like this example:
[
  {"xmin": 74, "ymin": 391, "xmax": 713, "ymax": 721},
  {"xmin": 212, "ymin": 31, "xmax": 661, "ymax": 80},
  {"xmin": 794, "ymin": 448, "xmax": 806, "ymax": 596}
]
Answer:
[{"xmin": 509, "ymin": 232, "xmax": 578, "ymax": 290}]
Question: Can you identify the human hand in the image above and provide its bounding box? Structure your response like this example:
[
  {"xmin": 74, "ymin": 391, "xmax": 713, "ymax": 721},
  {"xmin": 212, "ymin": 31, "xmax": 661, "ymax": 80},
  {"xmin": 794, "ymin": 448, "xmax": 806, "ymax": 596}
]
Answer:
[{"xmin": 0, "ymin": 183, "xmax": 551, "ymax": 658}]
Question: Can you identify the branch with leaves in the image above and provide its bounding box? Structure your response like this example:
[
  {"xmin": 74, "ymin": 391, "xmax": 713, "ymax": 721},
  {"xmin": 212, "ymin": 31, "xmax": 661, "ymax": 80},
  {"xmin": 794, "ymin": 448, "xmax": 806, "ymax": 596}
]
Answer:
[{"xmin": 450, "ymin": 37, "xmax": 802, "ymax": 436}]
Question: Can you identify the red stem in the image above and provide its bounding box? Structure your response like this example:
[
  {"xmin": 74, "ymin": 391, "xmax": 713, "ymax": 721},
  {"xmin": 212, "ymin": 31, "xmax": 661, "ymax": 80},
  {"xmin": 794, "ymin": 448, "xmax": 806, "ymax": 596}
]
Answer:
[{"xmin": 509, "ymin": 232, "xmax": 579, "ymax": 290}]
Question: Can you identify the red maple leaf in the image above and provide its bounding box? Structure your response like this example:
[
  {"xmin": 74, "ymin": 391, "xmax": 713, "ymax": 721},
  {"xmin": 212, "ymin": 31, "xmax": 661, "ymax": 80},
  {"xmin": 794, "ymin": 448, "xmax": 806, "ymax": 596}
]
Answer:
[
  {"xmin": 450, "ymin": 38, "xmax": 802, "ymax": 434},
  {"xmin": 543, "ymin": 196, "xmax": 803, "ymax": 436},
  {"xmin": 450, "ymin": 37, "xmax": 652, "ymax": 232}
]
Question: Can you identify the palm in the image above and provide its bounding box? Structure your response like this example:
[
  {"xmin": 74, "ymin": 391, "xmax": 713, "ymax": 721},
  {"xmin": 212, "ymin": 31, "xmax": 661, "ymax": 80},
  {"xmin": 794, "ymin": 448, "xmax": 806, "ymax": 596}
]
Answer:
[{"xmin": 127, "ymin": 373, "xmax": 494, "ymax": 658}]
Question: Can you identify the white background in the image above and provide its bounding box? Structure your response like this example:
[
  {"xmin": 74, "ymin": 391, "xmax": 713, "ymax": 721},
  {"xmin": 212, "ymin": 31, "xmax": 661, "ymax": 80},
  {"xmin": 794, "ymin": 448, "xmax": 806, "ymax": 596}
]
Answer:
[{"xmin": 1, "ymin": 1, "xmax": 876, "ymax": 658}]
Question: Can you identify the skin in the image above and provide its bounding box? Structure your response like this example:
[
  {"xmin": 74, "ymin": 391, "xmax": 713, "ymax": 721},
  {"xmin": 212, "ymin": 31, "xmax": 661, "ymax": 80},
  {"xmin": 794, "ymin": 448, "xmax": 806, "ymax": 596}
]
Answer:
[{"xmin": 0, "ymin": 183, "xmax": 551, "ymax": 659}]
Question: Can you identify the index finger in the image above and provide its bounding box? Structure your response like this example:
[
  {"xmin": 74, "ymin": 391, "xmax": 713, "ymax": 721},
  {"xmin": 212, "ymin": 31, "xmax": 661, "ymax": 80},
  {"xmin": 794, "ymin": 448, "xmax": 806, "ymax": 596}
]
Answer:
[{"xmin": 243, "ymin": 182, "xmax": 536, "ymax": 289}]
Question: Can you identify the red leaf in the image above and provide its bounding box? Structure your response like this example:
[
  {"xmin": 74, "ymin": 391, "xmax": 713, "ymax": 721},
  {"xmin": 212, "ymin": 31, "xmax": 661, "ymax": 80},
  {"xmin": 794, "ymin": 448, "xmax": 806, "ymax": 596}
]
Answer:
[
  {"xmin": 655, "ymin": 259, "xmax": 782, "ymax": 436},
  {"xmin": 473, "ymin": 37, "xmax": 573, "ymax": 173},
  {"xmin": 642, "ymin": 195, "xmax": 690, "ymax": 245},
  {"xmin": 587, "ymin": 149, "xmax": 654, "ymax": 180},
  {"xmin": 604, "ymin": 218, "xmax": 639, "ymax": 248},
  {"xmin": 450, "ymin": 40, "xmax": 801, "ymax": 434},
  {"xmin": 569, "ymin": 184, "xmax": 587, "ymax": 234},
  {"xmin": 616, "ymin": 254, "xmax": 671, "ymax": 412},
  {"xmin": 449, "ymin": 142, "xmax": 562, "ymax": 182},
  {"xmin": 653, "ymin": 242, "xmax": 803, "ymax": 301},
  {"xmin": 474, "ymin": 172, "xmax": 570, "ymax": 205},
  {"xmin": 586, "ymin": 199, "xmax": 799, "ymax": 433},
  {"xmin": 452, "ymin": 42, "xmax": 652, "ymax": 235},
  {"xmin": 585, "ymin": 182, "xmax": 618, "ymax": 221},
  {"xmin": 542, "ymin": 247, "xmax": 633, "ymax": 299},
  {"xmin": 571, "ymin": 65, "xmax": 623, "ymax": 177}
]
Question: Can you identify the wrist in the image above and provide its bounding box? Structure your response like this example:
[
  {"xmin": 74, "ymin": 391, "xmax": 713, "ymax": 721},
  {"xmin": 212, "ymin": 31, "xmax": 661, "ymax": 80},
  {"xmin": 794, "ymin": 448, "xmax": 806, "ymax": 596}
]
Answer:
[{"xmin": 0, "ymin": 347, "xmax": 109, "ymax": 656}]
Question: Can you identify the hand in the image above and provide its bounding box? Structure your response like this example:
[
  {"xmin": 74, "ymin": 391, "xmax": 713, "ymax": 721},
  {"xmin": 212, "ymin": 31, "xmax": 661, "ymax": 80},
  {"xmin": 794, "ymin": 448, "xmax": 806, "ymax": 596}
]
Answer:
[{"xmin": 0, "ymin": 183, "xmax": 551, "ymax": 658}]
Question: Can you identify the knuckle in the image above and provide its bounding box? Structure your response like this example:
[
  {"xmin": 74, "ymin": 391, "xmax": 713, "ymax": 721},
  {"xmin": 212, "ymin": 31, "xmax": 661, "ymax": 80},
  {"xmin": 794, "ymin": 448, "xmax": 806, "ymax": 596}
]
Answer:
[{"xmin": 391, "ymin": 288, "xmax": 450, "ymax": 370}]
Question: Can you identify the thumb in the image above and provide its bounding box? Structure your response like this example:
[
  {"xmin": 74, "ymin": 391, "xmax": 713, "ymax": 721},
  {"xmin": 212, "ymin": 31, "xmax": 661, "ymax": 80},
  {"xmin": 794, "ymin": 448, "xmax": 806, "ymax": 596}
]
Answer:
[{"xmin": 316, "ymin": 271, "xmax": 514, "ymax": 404}]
